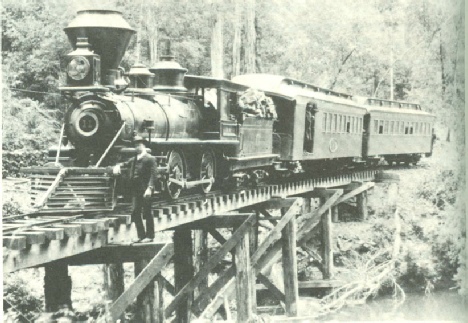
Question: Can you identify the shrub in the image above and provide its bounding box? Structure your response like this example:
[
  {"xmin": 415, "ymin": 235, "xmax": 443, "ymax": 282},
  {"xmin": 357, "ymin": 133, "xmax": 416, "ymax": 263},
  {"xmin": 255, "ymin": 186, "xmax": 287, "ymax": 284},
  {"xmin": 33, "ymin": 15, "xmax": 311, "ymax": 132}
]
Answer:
[
  {"xmin": 2, "ymin": 200, "xmax": 22, "ymax": 215},
  {"xmin": 3, "ymin": 277, "xmax": 43, "ymax": 322},
  {"xmin": 2, "ymin": 150, "xmax": 48, "ymax": 178}
]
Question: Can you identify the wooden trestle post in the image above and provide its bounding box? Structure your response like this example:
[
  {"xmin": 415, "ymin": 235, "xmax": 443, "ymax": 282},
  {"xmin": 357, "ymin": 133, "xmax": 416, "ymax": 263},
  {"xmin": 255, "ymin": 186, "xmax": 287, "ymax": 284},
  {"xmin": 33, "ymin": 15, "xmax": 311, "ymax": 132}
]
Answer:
[
  {"xmin": 249, "ymin": 216, "xmax": 258, "ymax": 313},
  {"xmin": 44, "ymin": 263, "xmax": 72, "ymax": 312},
  {"xmin": 103, "ymin": 263, "xmax": 124, "ymax": 321},
  {"xmin": 173, "ymin": 228, "xmax": 194, "ymax": 323},
  {"xmin": 234, "ymin": 223, "xmax": 256, "ymax": 322},
  {"xmin": 154, "ymin": 274, "xmax": 165, "ymax": 323},
  {"xmin": 319, "ymin": 196, "xmax": 334, "ymax": 279},
  {"xmin": 135, "ymin": 259, "xmax": 155, "ymax": 323},
  {"xmin": 193, "ymin": 229, "xmax": 208, "ymax": 298},
  {"xmin": 322, "ymin": 207, "xmax": 333, "ymax": 279},
  {"xmin": 331, "ymin": 205, "xmax": 340, "ymax": 223},
  {"xmin": 281, "ymin": 206, "xmax": 299, "ymax": 316},
  {"xmin": 356, "ymin": 191, "xmax": 368, "ymax": 221}
]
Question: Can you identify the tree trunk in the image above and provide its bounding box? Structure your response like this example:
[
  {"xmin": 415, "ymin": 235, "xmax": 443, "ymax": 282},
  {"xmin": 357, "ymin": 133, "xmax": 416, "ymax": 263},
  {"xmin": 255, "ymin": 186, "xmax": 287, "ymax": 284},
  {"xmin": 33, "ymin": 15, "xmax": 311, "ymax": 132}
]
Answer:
[
  {"xmin": 147, "ymin": 6, "xmax": 158, "ymax": 66},
  {"xmin": 244, "ymin": 0, "xmax": 256, "ymax": 74},
  {"xmin": 211, "ymin": 2, "xmax": 224, "ymax": 78},
  {"xmin": 134, "ymin": 1, "xmax": 144, "ymax": 63},
  {"xmin": 232, "ymin": 0, "xmax": 242, "ymax": 77},
  {"xmin": 439, "ymin": 29, "xmax": 446, "ymax": 97}
]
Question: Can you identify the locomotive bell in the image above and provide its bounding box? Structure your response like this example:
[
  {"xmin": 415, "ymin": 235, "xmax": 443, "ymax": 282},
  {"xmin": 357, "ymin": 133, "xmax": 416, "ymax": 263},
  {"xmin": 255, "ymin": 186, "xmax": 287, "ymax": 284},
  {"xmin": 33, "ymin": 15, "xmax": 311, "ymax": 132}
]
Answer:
[
  {"xmin": 64, "ymin": 10, "xmax": 135, "ymax": 87},
  {"xmin": 150, "ymin": 40, "xmax": 188, "ymax": 92}
]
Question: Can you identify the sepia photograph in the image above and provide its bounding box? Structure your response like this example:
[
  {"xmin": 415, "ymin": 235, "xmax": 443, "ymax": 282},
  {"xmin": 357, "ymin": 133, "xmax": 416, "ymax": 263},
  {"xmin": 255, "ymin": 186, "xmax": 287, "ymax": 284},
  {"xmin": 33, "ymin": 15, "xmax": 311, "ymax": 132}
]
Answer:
[{"xmin": 2, "ymin": 0, "xmax": 466, "ymax": 322}]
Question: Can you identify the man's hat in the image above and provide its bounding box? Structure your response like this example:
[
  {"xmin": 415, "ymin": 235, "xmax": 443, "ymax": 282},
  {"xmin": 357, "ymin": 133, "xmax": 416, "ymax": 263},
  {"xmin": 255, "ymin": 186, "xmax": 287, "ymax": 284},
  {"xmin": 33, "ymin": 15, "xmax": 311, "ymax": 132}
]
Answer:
[{"xmin": 133, "ymin": 135, "xmax": 148, "ymax": 146}]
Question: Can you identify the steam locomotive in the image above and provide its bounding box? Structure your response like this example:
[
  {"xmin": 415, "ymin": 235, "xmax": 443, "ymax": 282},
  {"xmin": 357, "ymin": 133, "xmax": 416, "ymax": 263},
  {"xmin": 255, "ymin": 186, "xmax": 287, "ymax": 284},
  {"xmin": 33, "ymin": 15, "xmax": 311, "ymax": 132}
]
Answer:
[{"xmin": 43, "ymin": 9, "xmax": 435, "ymax": 202}]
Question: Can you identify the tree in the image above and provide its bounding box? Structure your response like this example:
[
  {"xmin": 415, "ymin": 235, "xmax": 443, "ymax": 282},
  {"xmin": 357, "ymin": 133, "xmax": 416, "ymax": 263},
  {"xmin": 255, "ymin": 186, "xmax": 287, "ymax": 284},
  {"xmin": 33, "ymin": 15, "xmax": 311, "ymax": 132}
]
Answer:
[
  {"xmin": 244, "ymin": 0, "xmax": 256, "ymax": 73},
  {"xmin": 210, "ymin": 0, "xmax": 224, "ymax": 78},
  {"xmin": 231, "ymin": 0, "xmax": 242, "ymax": 77}
]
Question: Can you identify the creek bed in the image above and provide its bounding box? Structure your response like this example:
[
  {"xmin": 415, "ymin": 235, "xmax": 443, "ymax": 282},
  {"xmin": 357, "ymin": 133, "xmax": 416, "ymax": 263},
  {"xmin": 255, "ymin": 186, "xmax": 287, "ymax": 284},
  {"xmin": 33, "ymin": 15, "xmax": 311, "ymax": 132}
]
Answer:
[{"xmin": 318, "ymin": 290, "xmax": 466, "ymax": 321}]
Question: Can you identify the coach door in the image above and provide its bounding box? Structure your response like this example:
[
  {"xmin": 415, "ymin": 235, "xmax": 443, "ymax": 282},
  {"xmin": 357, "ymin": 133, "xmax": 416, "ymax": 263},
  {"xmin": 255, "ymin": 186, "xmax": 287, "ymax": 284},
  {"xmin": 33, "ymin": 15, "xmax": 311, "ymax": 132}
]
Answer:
[
  {"xmin": 362, "ymin": 113, "xmax": 370, "ymax": 157},
  {"xmin": 303, "ymin": 101, "xmax": 318, "ymax": 153}
]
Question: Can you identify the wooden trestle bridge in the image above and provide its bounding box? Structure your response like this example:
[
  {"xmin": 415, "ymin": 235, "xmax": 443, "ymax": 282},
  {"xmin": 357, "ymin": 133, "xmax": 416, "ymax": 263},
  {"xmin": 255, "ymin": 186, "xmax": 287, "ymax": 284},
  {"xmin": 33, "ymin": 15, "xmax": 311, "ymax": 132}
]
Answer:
[{"xmin": 3, "ymin": 169, "xmax": 399, "ymax": 322}]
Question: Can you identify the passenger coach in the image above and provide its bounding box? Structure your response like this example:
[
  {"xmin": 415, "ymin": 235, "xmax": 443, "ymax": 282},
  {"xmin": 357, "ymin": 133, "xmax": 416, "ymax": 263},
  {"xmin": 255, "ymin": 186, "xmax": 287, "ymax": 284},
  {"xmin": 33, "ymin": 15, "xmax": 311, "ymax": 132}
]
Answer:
[
  {"xmin": 233, "ymin": 74, "xmax": 367, "ymax": 172},
  {"xmin": 363, "ymin": 98, "xmax": 436, "ymax": 165}
]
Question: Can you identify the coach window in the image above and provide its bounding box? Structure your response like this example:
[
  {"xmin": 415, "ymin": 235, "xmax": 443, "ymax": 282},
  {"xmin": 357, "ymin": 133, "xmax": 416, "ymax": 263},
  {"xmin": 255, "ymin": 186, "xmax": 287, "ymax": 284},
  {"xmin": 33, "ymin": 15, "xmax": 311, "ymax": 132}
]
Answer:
[
  {"xmin": 390, "ymin": 121, "xmax": 394, "ymax": 134},
  {"xmin": 338, "ymin": 115, "xmax": 342, "ymax": 133},
  {"xmin": 379, "ymin": 120, "xmax": 384, "ymax": 134},
  {"xmin": 328, "ymin": 113, "xmax": 332, "ymax": 132},
  {"xmin": 384, "ymin": 120, "xmax": 389, "ymax": 134},
  {"xmin": 415, "ymin": 122, "xmax": 419, "ymax": 135},
  {"xmin": 330, "ymin": 114, "xmax": 335, "ymax": 132},
  {"xmin": 345, "ymin": 116, "xmax": 350, "ymax": 133},
  {"xmin": 374, "ymin": 120, "xmax": 378, "ymax": 134},
  {"xmin": 395, "ymin": 121, "xmax": 400, "ymax": 134},
  {"xmin": 322, "ymin": 113, "xmax": 327, "ymax": 132}
]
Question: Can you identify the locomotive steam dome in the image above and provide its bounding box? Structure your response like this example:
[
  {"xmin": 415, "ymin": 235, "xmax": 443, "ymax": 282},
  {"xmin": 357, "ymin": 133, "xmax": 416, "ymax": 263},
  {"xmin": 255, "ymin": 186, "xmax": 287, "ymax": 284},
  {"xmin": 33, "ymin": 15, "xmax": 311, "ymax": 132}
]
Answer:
[
  {"xmin": 150, "ymin": 40, "xmax": 188, "ymax": 92},
  {"xmin": 64, "ymin": 10, "xmax": 135, "ymax": 86}
]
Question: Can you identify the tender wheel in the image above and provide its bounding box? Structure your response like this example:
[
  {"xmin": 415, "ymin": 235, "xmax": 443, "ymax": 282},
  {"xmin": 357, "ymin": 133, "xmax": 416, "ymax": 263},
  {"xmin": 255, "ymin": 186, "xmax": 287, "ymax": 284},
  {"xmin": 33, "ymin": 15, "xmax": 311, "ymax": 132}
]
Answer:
[
  {"xmin": 200, "ymin": 151, "xmax": 215, "ymax": 193},
  {"xmin": 166, "ymin": 150, "xmax": 185, "ymax": 199}
]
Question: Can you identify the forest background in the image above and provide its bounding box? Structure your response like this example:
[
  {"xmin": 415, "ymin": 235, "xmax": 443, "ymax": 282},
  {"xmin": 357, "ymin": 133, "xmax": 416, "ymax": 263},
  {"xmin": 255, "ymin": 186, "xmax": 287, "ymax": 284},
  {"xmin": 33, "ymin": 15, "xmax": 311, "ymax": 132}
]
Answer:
[{"xmin": 1, "ymin": 0, "xmax": 466, "ymax": 318}]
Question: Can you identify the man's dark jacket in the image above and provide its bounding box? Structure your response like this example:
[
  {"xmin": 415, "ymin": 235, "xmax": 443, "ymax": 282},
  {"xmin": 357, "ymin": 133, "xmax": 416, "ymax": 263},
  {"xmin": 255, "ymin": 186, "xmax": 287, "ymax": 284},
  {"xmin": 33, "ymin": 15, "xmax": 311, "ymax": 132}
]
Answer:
[{"xmin": 121, "ymin": 154, "xmax": 158, "ymax": 192}]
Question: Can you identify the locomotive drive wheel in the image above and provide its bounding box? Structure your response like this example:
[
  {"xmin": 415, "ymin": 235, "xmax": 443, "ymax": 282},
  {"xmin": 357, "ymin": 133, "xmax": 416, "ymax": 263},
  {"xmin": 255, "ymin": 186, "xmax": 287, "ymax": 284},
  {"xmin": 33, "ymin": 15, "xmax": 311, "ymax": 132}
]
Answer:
[
  {"xmin": 200, "ymin": 151, "xmax": 215, "ymax": 193},
  {"xmin": 166, "ymin": 150, "xmax": 185, "ymax": 199}
]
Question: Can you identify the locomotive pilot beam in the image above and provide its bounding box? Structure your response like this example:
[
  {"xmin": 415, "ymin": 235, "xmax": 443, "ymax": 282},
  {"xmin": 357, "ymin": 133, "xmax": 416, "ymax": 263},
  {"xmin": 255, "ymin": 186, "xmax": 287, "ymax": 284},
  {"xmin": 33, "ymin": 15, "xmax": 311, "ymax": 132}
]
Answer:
[{"xmin": 21, "ymin": 9, "xmax": 435, "ymax": 212}]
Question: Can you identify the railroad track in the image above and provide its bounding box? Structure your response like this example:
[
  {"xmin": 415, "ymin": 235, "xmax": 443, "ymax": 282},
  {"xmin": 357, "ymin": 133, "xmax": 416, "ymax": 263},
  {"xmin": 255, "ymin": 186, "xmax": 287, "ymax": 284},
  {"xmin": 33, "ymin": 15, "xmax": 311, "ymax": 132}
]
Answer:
[{"xmin": 2, "ymin": 163, "xmax": 425, "ymax": 234}]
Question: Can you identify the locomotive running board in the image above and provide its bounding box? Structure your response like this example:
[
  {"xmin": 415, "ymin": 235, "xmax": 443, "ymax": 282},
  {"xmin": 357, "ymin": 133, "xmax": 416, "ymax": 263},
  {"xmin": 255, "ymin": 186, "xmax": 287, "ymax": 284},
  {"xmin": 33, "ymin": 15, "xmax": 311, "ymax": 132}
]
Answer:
[{"xmin": 21, "ymin": 167, "xmax": 117, "ymax": 213}]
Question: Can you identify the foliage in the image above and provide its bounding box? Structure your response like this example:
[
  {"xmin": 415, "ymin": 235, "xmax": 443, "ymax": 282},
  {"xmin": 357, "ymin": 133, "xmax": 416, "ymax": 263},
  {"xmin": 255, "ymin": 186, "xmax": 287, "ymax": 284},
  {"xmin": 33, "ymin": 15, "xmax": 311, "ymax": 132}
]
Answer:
[
  {"xmin": 3, "ymin": 276, "xmax": 43, "ymax": 322},
  {"xmin": 2, "ymin": 86, "xmax": 60, "ymax": 152},
  {"xmin": 2, "ymin": 150, "xmax": 48, "ymax": 178},
  {"xmin": 416, "ymin": 167, "xmax": 461, "ymax": 209},
  {"xmin": 2, "ymin": 199, "xmax": 22, "ymax": 215}
]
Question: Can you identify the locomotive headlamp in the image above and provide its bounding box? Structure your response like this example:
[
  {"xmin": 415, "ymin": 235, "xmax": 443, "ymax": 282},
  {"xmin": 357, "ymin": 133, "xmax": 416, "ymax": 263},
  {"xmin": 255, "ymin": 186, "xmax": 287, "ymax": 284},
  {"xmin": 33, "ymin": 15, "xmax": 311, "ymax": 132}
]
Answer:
[
  {"xmin": 67, "ymin": 56, "xmax": 90, "ymax": 80},
  {"xmin": 61, "ymin": 38, "xmax": 102, "ymax": 89}
]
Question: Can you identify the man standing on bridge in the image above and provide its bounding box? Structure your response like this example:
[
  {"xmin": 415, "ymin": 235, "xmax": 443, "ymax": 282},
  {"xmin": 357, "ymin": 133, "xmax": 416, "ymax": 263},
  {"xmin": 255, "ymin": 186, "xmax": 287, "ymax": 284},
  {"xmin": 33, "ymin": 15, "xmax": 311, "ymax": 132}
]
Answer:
[{"xmin": 113, "ymin": 136, "xmax": 158, "ymax": 243}]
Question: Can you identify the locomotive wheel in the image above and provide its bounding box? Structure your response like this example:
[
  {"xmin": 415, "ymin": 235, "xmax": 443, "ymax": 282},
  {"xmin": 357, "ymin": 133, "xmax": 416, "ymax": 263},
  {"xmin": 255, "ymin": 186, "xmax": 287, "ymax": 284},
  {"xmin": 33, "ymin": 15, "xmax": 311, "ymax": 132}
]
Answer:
[
  {"xmin": 166, "ymin": 150, "xmax": 185, "ymax": 199},
  {"xmin": 199, "ymin": 151, "xmax": 215, "ymax": 193}
]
